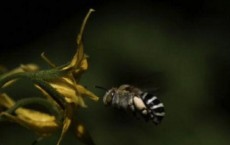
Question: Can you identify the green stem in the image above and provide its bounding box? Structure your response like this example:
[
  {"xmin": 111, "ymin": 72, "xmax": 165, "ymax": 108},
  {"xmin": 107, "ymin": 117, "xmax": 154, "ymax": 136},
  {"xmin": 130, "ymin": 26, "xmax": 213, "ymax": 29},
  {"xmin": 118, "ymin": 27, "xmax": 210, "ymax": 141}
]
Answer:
[
  {"xmin": 0, "ymin": 67, "xmax": 67, "ymax": 88},
  {"xmin": 0, "ymin": 72, "xmax": 28, "ymax": 88},
  {"xmin": 0, "ymin": 69, "xmax": 67, "ymax": 109},
  {"xmin": 6, "ymin": 98, "xmax": 63, "ymax": 122},
  {"xmin": 32, "ymin": 78, "xmax": 66, "ymax": 109}
]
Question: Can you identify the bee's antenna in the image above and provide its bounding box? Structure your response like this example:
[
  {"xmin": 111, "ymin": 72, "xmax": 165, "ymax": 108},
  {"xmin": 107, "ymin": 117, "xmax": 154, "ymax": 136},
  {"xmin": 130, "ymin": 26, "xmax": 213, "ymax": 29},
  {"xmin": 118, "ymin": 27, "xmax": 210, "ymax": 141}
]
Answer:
[{"xmin": 95, "ymin": 85, "xmax": 108, "ymax": 91}]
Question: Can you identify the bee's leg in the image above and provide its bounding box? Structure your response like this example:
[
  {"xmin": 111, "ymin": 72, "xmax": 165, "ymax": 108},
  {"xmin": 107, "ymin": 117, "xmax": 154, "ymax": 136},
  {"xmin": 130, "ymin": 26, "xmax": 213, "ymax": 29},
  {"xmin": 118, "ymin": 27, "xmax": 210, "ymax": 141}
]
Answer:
[
  {"xmin": 32, "ymin": 137, "xmax": 43, "ymax": 145},
  {"xmin": 129, "ymin": 104, "xmax": 135, "ymax": 112},
  {"xmin": 128, "ymin": 104, "xmax": 139, "ymax": 119},
  {"xmin": 140, "ymin": 108, "xmax": 150, "ymax": 122},
  {"xmin": 133, "ymin": 112, "xmax": 140, "ymax": 120}
]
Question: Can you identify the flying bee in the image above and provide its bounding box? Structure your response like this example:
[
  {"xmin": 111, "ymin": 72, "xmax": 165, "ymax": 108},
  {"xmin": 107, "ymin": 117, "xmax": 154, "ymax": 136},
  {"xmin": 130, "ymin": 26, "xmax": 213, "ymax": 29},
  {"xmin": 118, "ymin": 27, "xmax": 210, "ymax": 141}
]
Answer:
[{"xmin": 98, "ymin": 84, "xmax": 165, "ymax": 124}]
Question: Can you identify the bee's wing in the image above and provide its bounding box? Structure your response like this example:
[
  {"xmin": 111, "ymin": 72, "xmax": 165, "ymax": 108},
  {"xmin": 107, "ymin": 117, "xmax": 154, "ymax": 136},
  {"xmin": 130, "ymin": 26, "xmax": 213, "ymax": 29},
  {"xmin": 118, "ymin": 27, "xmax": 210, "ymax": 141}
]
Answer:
[
  {"xmin": 119, "ymin": 70, "xmax": 167, "ymax": 95},
  {"xmin": 107, "ymin": 62, "xmax": 167, "ymax": 98}
]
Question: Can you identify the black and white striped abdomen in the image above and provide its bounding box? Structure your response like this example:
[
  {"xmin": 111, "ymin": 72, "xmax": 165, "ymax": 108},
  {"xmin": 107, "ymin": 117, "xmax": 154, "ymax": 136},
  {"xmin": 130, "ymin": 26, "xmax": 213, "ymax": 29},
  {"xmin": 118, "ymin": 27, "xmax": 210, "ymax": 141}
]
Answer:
[{"xmin": 141, "ymin": 92, "xmax": 165, "ymax": 124}]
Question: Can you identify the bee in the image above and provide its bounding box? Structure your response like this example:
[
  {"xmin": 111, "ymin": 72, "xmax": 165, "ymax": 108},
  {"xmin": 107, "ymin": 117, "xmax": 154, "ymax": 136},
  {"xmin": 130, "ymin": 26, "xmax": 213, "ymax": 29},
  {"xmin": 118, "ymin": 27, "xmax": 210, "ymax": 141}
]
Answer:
[{"xmin": 100, "ymin": 84, "xmax": 165, "ymax": 124}]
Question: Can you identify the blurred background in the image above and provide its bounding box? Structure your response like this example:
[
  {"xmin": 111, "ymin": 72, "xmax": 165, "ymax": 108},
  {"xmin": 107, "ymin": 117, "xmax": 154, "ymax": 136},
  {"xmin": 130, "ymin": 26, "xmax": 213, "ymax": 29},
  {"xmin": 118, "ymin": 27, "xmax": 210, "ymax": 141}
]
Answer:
[{"xmin": 0, "ymin": 0, "xmax": 230, "ymax": 145}]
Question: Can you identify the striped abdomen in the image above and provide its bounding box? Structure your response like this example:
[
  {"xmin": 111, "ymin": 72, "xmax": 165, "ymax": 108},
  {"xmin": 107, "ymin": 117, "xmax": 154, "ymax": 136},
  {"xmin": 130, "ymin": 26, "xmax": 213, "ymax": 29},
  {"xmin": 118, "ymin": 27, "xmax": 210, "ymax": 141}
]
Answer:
[{"xmin": 141, "ymin": 92, "xmax": 165, "ymax": 124}]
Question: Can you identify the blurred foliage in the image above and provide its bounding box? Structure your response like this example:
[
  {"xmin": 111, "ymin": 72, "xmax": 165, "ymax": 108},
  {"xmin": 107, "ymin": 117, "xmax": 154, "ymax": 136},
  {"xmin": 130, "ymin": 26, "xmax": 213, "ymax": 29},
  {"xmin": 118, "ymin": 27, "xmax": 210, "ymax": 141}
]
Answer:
[
  {"xmin": 0, "ymin": 9, "xmax": 99, "ymax": 145},
  {"xmin": 1, "ymin": 0, "xmax": 230, "ymax": 145}
]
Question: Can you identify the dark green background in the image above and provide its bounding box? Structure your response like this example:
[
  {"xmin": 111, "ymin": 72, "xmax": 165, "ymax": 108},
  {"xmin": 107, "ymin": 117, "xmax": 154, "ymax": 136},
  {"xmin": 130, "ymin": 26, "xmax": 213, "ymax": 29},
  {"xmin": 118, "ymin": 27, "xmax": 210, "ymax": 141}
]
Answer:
[{"xmin": 0, "ymin": 0, "xmax": 230, "ymax": 145}]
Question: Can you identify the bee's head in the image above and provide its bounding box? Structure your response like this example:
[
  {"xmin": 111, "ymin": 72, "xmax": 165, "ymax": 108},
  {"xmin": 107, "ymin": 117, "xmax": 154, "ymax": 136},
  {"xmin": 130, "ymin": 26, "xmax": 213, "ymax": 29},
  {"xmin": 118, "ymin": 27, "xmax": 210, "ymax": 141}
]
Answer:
[
  {"xmin": 103, "ymin": 88, "xmax": 116, "ymax": 105},
  {"xmin": 95, "ymin": 85, "xmax": 116, "ymax": 105}
]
